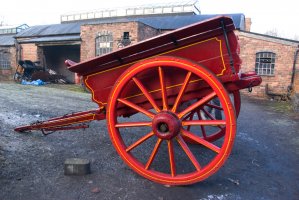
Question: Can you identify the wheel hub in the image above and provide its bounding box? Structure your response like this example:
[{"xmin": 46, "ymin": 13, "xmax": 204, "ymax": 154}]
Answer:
[{"xmin": 152, "ymin": 111, "xmax": 181, "ymax": 140}]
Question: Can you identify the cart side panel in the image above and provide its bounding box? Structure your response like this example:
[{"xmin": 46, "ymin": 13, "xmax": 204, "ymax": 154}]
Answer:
[
  {"xmin": 84, "ymin": 31, "xmax": 241, "ymax": 108},
  {"xmin": 68, "ymin": 16, "xmax": 236, "ymax": 76}
]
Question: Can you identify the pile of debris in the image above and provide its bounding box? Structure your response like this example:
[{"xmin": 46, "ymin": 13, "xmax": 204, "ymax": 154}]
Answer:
[
  {"xmin": 31, "ymin": 69, "xmax": 68, "ymax": 84},
  {"xmin": 14, "ymin": 60, "xmax": 69, "ymax": 85}
]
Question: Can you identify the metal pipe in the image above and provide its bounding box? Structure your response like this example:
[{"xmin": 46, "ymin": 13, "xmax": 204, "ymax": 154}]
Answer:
[
  {"xmin": 288, "ymin": 45, "xmax": 299, "ymax": 94},
  {"xmin": 268, "ymin": 45, "xmax": 299, "ymax": 100}
]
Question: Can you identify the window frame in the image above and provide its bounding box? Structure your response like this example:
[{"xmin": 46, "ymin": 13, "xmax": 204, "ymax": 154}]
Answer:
[
  {"xmin": 255, "ymin": 51, "xmax": 276, "ymax": 76},
  {"xmin": 95, "ymin": 31, "xmax": 113, "ymax": 56},
  {"xmin": 0, "ymin": 52, "xmax": 11, "ymax": 70}
]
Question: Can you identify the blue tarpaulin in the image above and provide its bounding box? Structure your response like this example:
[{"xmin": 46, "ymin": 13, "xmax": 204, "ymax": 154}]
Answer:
[{"xmin": 21, "ymin": 79, "xmax": 45, "ymax": 86}]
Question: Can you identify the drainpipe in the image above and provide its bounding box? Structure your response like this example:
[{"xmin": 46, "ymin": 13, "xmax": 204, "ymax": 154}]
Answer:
[
  {"xmin": 287, "ymin": 45, "xmax": 299, "ymax": 97},
  {"xmin": 267, "ymin": 45, "xmax": 299, "ymax": 100}
]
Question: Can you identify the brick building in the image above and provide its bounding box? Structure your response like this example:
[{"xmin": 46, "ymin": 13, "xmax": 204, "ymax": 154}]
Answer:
[
  {"xmin": 0, "ymin": 25, "xmax": 29, "ymax": 80},
  {"xmin": 0, "ymin": 35, "xmax": 16, "ymax": 79},
  {"xmin": 237, "ymin": 31, "xmax": 299, "ymax": 99},
  {"xmin": 0, "ymin": 2, "xmax": 298, "ymax": 101}
]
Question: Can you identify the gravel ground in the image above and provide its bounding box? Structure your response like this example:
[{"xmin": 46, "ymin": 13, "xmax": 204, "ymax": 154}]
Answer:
[{"xmin": 0, "ymin": 82, "xmax": 298, "ymax": 200}]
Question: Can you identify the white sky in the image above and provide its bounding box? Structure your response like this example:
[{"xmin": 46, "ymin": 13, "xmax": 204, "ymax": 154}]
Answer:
[{"xmin": 0, "ymin": 0, "xmax": 298, "ymax": 39}]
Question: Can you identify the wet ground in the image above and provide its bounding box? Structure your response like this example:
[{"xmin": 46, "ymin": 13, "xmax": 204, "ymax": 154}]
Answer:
[{"xmin": 0, "ymin": 82, "xmax": 298, "ymax": 200}]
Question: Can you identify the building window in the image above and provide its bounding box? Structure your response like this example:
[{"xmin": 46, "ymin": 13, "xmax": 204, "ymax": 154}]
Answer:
[
  {"xmin": 118, "ymin": 32, "xmax": 131, "ymax": 48},
  {"xmin": 0, "ymin": 52, "xmax": 11, "ymax": 69},
  {"xmin": 95, "ymin": 31, "xmax": 113, "ymax": 56},
  {"xmin": 255, "ymin": 52, "xmax": 276, "ymax": 75},
  {"xmin": 123, "ymin": 32, "xmax": 130, "ymax": 40}
]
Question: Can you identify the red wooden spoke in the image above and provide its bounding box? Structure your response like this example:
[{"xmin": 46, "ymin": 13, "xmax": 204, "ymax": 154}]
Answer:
[
  {"xmin": 202, "ymin": 107, "xmax": 215, "ymax": 120},
  {"xmin": 176, "ymin": 135, "xmax": 201, "ymax": 171},
  {"xmin": 167, "ymin": 140, "xmax": 176, "ymax": 177},
  {"xmin": 183, "ymin": 120, "xmax": 226, "ymax": 126},
  {"xmin": 197, "ymin": 110, "xmax": 207, "ymax": 138},
  {"xmin": 145, "ymin": 138, "xmax": 163, "ymax": 170},
  {"xmin": 158, "ymin": 67, "xmax": 168, "ymax": 110},
  {"xmin": 182, "ymin": 110, "xmax": 193, "ymax": 121},
  {"xmin": 181, "ymin": 129, "xmax": 221, "ymax": 153},
  {"xmin": 201, "ymin": 108, "xmax": 224, "ymax": 130},
  {"xmin": 178, "ymin": 91, "xmax": 217, "ymax": 119},
  {"xmin": 132, "ymin": 77, "xmax": 160, "ymax": 112},
  {"xmin": 206, "ymin": 103, "xmax": 223, "ymax": 110},
  {"xmin": 186, "ymin": 110, "xmax": 195, "ymax": 131},
  {"xmin": 171, "ymin": 72, "xmax": 192, "ymax": 112},
  {"xmin": 200, "ymin": 124, "xmax": 207, "ymax": 138},
  {"xmin": 117, "ymin": 98, "xmax": 155, "ymax": 119},
  {"xmin": 126, "ymin": 131, "xmax": 155, "ymax": 152},
  {"xmin": 115, "ymin": 121, "xmax": 152, "ymax": 128}
]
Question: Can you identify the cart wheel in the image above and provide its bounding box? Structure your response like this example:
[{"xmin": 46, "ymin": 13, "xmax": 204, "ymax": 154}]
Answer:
[
  {"xmin": 183, "ymin": 90, "xmax": 240, "ymax": 142},
  {"xmin": 107, "ymin": 56, "xmax": 236, "ymax": 185}
]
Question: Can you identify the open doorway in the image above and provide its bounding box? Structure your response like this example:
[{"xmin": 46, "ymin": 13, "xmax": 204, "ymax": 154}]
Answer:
[{"xmin": 42, "ymin": 45, "xmax": 80, "ymax": 83}]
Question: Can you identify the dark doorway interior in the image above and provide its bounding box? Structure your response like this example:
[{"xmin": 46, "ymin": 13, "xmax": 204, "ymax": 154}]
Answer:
[{"xmin": 42, "ymin": 45, "xmax": 80, "ymax": 83}]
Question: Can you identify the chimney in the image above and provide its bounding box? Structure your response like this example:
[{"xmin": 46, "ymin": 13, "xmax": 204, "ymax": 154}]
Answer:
[{"xmin": 245, "ymin": 18, "xmax": 252, "ymax": 32}]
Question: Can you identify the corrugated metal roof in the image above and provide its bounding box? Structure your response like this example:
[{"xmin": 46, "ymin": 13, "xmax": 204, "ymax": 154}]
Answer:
[
  {"xmin": 15, "ymin": 14, "xmax": 245, "ymax": 39},
  {"xmin": 15, "ymin": 22, "xmax": 82, "ymax": 38},
  {"xmin": 0, "ymin": 35, "xmax": 15, "ymax": 46},
  {"xmin": 85, "ymin": 13, "xmax": 244, "ymax": 30},
  {"xmin": 19, "ymin": 35, "xmax": 81, "ymax": 43},
  {"xmin": 137, "ymin": 14, "xmax": 245, "ymax": 30}
]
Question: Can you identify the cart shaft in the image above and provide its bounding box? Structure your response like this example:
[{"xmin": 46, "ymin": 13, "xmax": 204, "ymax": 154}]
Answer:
[{"xmin": 14, "ymin": 109, "xmax": 105, "ymax": 134}]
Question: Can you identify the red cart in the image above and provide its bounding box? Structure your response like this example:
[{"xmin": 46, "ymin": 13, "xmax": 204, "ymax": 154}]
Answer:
[{"xmin": 15, "ymin": 16, "xmax": 262, "ymax": 185}]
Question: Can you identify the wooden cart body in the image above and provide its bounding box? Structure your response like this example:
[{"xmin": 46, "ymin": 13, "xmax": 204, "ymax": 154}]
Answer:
[
  {"xmin": 70, "ymin": 17, "xmax": 242, "ymax": 108},
  {"xmin": 15, "ymin": 16, "xmax": 262, "ymax": 185}
]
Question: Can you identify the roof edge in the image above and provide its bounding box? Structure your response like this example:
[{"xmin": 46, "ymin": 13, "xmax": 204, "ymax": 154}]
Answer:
[
  {"xmin": 240, "ymin": 30, "xmax": 299, "ymax": 44},
  {"xmin": 15, "ymin": 33, "xmax": 80, "ymax": 39}
]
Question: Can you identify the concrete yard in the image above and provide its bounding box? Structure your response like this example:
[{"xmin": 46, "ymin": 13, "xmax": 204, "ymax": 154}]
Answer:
[{"xmin": 0, "ymin": 82, "xmax": 298, "ymax": 200}]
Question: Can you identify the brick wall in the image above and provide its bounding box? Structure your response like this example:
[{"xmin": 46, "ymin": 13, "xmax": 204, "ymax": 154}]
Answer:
[
  {"xmin": 21, "ymin": 43, "xmax": 38, "ymax": 61},
  {"xmin": 294, "ymin": 55, "xmax": 299, "ymax": 94},
  {"xmin": 293, "ymin": 69, "xmax": 299, "ymax": 111},
  {"xmin": 245, "ymin": 18, "xmax": 251, "ymax": 32},
  {"xmin": 80, "ymin": 22, "xmax": 140, "ymax": 61},
  {"xmin": 137, "ymin": 23, "xmax": 159, "ymax": 41},
  {"xmin": 80, "ymin": 21, "xmax": 162, "ymax": 62},
  {"xmin": 10, "ymin": 47, "xmax": 17, "ymax": 79},
  {"xmin": 0, "ymin": 46, "xmax": 16, "ymax": 80},
  {"xmin": 237, "ymin": 31, "xmax": 299, "ymax": 99},
  {"xmin": 294, "ymin": 71, "xmax": 299, "ymax": 92}
]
